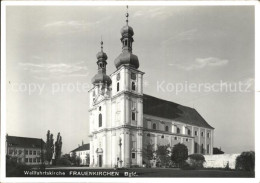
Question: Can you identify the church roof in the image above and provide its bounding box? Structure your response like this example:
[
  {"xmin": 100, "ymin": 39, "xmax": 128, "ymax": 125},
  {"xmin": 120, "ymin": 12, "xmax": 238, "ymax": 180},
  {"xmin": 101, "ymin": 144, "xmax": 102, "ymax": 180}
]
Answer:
[
  {"xmin": 6, "ymin": 135, "xmax": 45, "ymax": 148},
  {"xmin": 143, "ymin": 94, "xmax": 214, "ymax": 129},
  {"xmin": 71, "ymin": 143, "xmax": 90, "ymax": 152}
]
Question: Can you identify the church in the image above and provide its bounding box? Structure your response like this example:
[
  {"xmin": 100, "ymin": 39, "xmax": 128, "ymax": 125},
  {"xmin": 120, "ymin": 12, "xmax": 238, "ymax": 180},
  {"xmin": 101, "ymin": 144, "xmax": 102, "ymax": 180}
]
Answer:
[{"xmin": 88, "ymin": 8, "xmax": 214, "ymax": 168}]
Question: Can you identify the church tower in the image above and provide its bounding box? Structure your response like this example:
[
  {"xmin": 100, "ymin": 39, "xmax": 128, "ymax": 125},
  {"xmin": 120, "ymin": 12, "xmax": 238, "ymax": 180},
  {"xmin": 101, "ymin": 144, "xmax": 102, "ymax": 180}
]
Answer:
[
  {"xmin": 89, "ymin": 40, "xmax": 112, "ymax": 168},
  {"xmin": 110, "ymin": 6, "xmax": 144, "ymax": 167}
]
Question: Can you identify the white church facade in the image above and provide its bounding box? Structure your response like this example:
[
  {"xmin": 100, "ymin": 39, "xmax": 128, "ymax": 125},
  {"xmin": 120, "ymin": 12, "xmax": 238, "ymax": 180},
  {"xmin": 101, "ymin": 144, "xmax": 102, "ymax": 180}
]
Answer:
[{"xmin": 88, "ymin": 8, "xmax": 214, "ymax": 168}]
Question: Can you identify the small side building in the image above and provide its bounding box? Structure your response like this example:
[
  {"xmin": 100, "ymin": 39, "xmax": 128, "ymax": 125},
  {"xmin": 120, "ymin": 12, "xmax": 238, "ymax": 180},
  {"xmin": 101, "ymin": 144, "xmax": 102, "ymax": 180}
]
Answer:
[
  {"xmin": 6, "ymin": 135, "xmax": 45, "ymax": 165},
  {"xmin": 70, "ymin": 143, "xmax": 90, "ymax": 166}
]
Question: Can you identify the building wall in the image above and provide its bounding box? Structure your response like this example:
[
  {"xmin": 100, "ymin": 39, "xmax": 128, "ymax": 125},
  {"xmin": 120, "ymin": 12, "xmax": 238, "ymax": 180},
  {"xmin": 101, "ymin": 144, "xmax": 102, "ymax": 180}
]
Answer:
[
  {"xmin": 204, "ymin": 154, "xmax": 240, "ymax": 169},
  {"xmin": 7, "ymin": 147, "xmax": 43, "ymax": 165},
  {"xmin": 143, "ymin": 114, "xmax": 213, "ymax": 156}
]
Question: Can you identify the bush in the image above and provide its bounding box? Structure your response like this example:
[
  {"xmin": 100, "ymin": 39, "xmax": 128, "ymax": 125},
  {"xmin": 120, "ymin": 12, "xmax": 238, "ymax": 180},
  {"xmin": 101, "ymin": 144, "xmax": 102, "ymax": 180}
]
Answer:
[
  {"xmin": 171, "ymin": 143, "xmax": 188, "ymax": 168},
  {"xmin": 6, "ymin": 155, "xmax": 31, "ymax": 177},
  {"xmin": 180, "ymin": 162, "xmax": 196, "ymax": 170},
  {"xmin": 188, "ymin": 154, "xmax": 205, "ymax": 169},
  {"xmin": 56, "ymin": 156, "xmax": 72, "ymax": 166},
  {"xmin": 235, "ymin": 151, "xmax": 255, "ymax": 171}
]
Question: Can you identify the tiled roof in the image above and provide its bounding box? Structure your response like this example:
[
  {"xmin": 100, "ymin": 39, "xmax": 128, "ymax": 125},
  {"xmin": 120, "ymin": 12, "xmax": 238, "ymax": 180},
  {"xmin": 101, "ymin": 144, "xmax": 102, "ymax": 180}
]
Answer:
[
  {"xmin": 71, "ymin": 144, "xmax": 90, "ymax": 152},
  {"xmin": 6, "ymin": 135, "xmax": 45, "ymax": 148},
  {"xmin": 143, "ymin": 94, "xmax": 214, "ymax": 129}
]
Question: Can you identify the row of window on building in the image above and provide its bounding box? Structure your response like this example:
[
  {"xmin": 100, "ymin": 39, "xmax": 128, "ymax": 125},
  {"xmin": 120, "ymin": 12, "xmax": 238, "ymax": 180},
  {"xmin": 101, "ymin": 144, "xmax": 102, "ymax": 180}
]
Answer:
[
  {"xmin": 116, "ymin": 72, "xmax": 137, "ymax": 92},
  {"xmin": 24, "ymin": 157, "xmax": 41, "ymax": 163},
  {"xmin": 147, "ymin": 121, "xmax": 211, "ymax": 138},
  {"xmin": 8, "ymin": 149, "xmax": 41, "ymax": 156},
  {"xmin": 194, "ymin": 143, "xmax": 211, "ymax": 154}
]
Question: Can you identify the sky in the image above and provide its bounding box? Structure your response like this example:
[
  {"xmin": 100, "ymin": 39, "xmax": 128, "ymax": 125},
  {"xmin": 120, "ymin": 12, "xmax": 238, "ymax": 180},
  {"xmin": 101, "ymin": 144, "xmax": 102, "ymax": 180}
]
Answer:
[{"xmin": 5, "ymin": 5, "xmax": 255, "ymax": 154}]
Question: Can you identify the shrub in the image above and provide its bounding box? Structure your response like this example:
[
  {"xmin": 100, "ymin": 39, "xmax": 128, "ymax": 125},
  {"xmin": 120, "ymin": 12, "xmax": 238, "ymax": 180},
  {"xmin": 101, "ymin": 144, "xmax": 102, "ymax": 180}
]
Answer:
[
  {"xmin": 56, "ymin": 157, "xmax": 71, "ymax": 166},
  {"xmin": 180, "ymin": 162, "xmax": 196, "ymax": 170},
  {"xmin": 188, "ymin": 154, "xmax": 205, "ymax": 169},
  {"xmin": 235, "ymin": 151, "xmax": 255, "ymax": 171},
  {"xmin": 6, "ymin": 155, "xmax": 31, "ymax": 177},
  {"xmin": 171, "ymin": 143, "xmax": 188, "ymax": 168}
]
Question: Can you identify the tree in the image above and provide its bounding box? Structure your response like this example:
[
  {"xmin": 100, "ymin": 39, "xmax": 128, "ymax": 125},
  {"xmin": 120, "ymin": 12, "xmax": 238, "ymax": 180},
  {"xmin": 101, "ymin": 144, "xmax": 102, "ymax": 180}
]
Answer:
[
  {"xmin": 56, "ymin": 154, "xmax": 71, "ymax": 166},
  {"xmin": 45, "ymin": 130, "xmax": 54, "ymax": 165},
  {"xmin": 86, "ymin": 154, "xmax": 90, "ymax": 166},
  {"xmin": 70, "ymin": 151, "xmax": 77, "ymax": 165},
  {"xmin": 171, "ymin": 143, "xmax": 188, "ymax": 167},
  {"xmin": 54, "ymin": 132, "xmax": 62, "ymax": 165},
  {"xmin": 235, "ymin": 151, "xmax": 255, "ymax": 171},
  {"xmin": 155, "ymin": 145, "xmax": 171, "ymax": 167},
  {"xmin": 142, "ymin": 143, "xmax": 154, "ymax": 167},
  {"xmin": 188, "ymin": 154, "xmax": 205, "ymax": 168}
]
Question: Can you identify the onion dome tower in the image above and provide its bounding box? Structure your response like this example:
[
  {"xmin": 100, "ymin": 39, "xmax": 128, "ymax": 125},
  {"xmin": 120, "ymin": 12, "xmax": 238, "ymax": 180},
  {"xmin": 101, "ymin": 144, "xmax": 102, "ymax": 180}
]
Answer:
[
  {"xmin": 114, "ymin": 6, "xmax": 139, "ymax": 69},
  {"xmin": 91, "ymin": 40, "xmax": 112, "ymax": 86}
]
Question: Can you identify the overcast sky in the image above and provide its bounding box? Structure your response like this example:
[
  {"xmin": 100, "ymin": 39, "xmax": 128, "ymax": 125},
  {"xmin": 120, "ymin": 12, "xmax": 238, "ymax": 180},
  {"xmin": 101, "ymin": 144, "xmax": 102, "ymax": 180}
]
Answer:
[{"xmin": 6, "ymin": 5, "xmax": 254, "ymax": 154}]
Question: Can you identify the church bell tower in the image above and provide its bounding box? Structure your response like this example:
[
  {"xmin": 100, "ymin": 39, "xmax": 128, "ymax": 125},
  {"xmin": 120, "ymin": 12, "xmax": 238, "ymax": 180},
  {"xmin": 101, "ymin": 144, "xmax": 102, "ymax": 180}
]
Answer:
[{"xmin": 110, "ymin": 6, "xmax": 144, "ymax": 167}]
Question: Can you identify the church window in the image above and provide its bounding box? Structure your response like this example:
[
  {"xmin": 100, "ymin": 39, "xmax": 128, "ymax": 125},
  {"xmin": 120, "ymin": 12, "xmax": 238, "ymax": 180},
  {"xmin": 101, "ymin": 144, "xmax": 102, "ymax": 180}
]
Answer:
[
  {"xmin": 188, "ymin": 129, "xmax": 191, "ymax": 135},
  {"xmin": 153, "ymin": 123, "xmax": 156, "ymax": 130},
  {"xmin": 131, "ymin": 153, "xmax": 136, "ymax": 159},
  {"xmin": 161, "ymin": 135, "xmax": 164, "ymax": 139},
  {"xmin": 99, "ymin": 106, "xmax": 101, "ymax": 111},
  {"xmin": 165, "ymin": 126, "xmax": 169, "ymax": 132},
  {"xmin": 201, "ymin": 144, "xmax": 204, "ymax": 154},
  {"xmin": 207, "ymin": 144, "xmax": 210, "ymax": 154},
  {"xmin": 132, "ymin": 112, "xmax": 136, "ymax": 121},
  {"xmin": 194, "ymin": 142, "xmax": 198, "ymax": 153},
  {"xmin": 99, "ymin": 114, "xmax": 102, "ymax": 127},
  {"xmin": 177, "ymin": 127, "xmax": 180, "ymax": 134},
  {"xmin": 117, "ymin": 82, "xmax": 120, "ymax": 92},
  {"xmin": 132, "ymin": 82, "xmax": 136, "ymax": 91}
]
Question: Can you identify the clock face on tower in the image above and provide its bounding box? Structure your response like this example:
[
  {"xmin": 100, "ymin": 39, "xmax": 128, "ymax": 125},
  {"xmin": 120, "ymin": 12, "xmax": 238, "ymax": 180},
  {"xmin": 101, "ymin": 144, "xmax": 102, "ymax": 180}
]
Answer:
[{"xmin": 131, "ymin": 73, "xmax": 136, "ymax": 80}]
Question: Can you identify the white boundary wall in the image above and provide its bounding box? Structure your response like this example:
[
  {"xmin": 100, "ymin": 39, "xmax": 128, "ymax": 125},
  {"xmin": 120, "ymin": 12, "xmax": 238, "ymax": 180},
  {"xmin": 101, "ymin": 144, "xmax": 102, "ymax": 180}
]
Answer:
[{"xmin": 204, "ymin": 154, "xmax": 240, "ymax": 169}]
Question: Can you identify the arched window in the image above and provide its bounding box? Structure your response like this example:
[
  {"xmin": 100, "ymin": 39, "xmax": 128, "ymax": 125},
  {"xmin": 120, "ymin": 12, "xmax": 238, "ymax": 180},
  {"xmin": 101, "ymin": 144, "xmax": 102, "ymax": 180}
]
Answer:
[
  {"xmin": 124, "ymin": 40, "xmax": 128, "ymax": 46},
  {"xmin": 117, "ymin": 82, "xmax": 120, "ymax": 92},
  {"xmin": 99, "ymin": 114, "xmax": 102, "ymax": 127},
  {"xmin": 165, "ymin": 126, "xmax": 169, "ymax": 132},
  {"xmin": 132, "ymin": 82, "xmax": 136, "ymax": 91},
  {"xmin": 132, "ymin": 112, "xmax": 136, "ymax": 121},
  {"xmin": 153, "ymin": 123, "xmax": 156, "ymax": 130},
  {"xmin": 177, "ymin": 127, "xmax": 180, "ymax": 134},
  {"xmin": 194, "ymin": 142, "xmax": 198, "ymax": 153}
]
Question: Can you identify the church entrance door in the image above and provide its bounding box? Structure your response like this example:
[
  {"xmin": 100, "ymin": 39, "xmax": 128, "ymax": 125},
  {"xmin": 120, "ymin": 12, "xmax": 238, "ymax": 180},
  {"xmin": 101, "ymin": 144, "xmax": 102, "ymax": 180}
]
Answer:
[{"xmin": 98, "ymin": 155, "xmax": 103, "ymax": 167}]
